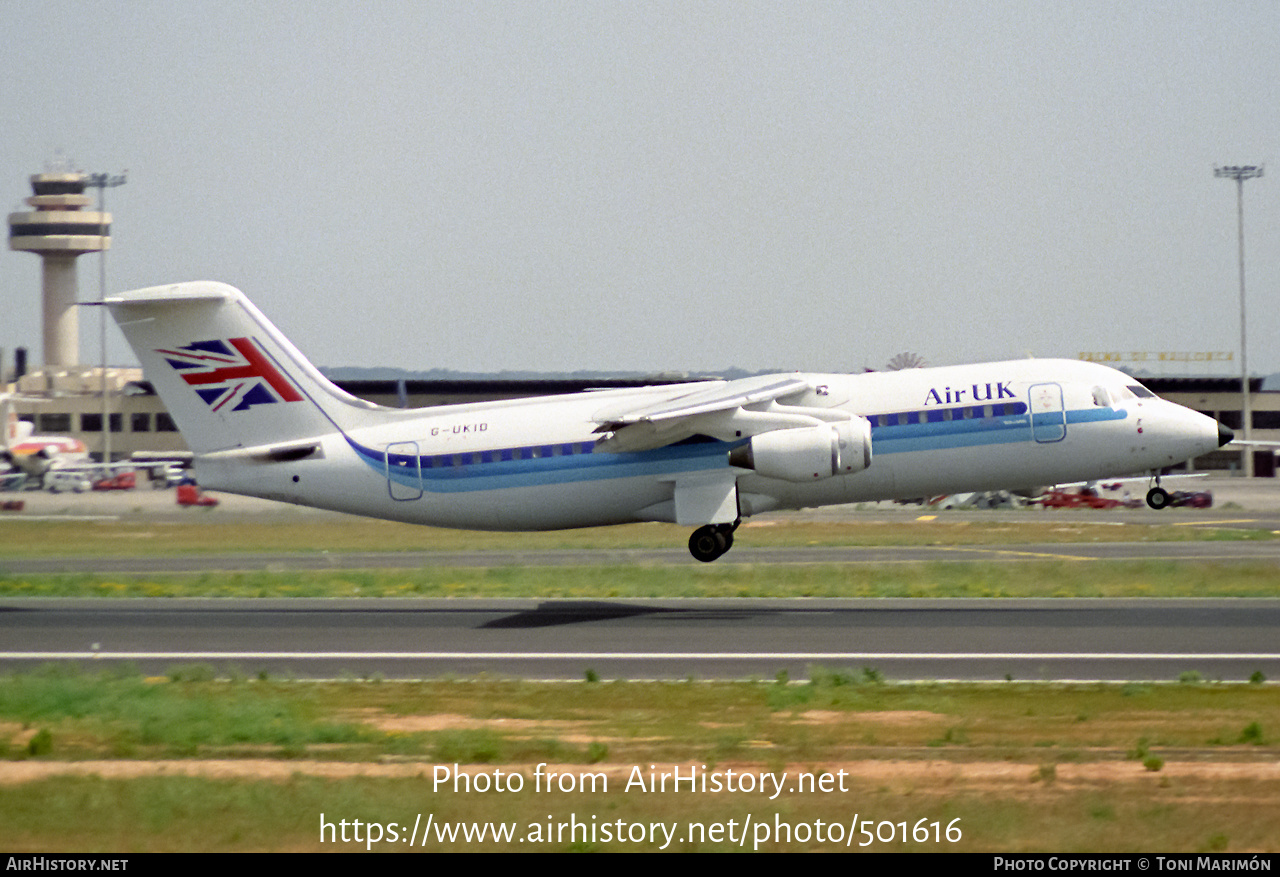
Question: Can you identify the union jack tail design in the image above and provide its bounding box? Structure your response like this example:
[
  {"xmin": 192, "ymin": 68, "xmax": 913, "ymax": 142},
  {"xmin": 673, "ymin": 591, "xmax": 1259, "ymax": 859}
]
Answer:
[
  {"xmin": 157, "ymin": 337, "xmax": 304, "ymax": 412},
  {"xmin": 107, "ymin": 282, "xmax": 370, "ymax": 455}
]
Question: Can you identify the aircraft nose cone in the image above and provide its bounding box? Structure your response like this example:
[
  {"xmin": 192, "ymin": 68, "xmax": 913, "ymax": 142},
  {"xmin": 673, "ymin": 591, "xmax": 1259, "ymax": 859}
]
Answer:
[{"xmin": 1219, "ymin": 422, "xmax": 1235, "ymax": 447}]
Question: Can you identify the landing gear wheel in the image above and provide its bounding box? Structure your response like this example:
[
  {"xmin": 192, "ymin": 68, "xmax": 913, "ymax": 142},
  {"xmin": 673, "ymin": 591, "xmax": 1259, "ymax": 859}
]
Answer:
[
  {"xmin": 688, "ymin": 525, "xmax": 729, "ymax": 563},
  {"xmin": 1146, "ymin": 487, "xmax": 1171, "ymax": 510}
]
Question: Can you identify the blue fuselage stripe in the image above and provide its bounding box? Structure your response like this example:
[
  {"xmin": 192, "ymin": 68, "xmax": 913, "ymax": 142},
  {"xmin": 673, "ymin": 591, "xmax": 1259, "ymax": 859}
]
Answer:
[
  {"xmin": 348, "ymin": 436, "xmax": 732, "ymax": 493},
  {"xmin": 348, "ymin": 406, "xmax": 1129, "ymax": 493}
]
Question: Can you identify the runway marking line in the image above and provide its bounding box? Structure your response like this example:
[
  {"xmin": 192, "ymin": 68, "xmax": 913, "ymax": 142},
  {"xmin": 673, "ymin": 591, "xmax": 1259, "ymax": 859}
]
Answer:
[
  {"xmin": 5, "ymin": 651, "xmax": 1280, "ymax": 661},
  {"xmin": 1171, "ymin": 519, "xmax": 1264, "ymax": 527},
  {"xmin": 932, "ymin": 546, "xmax": 1089, "ymax": 562},
  {"xmin": 0, "ymin": 515, "xmax": 119, "ymax": 522}
]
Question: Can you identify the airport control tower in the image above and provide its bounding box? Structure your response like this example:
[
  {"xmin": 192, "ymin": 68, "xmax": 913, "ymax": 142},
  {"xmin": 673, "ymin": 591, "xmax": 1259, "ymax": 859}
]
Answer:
[{"xmin": 8, "ymin": 170, "xmax": 110, "ymax": 368}]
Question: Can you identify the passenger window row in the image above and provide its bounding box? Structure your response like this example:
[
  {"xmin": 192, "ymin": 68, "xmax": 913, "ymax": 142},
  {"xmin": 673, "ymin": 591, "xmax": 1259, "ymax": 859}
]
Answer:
[{"xmin": 868, "ymin": 402, "xmax": 1029, "ymax": 428}]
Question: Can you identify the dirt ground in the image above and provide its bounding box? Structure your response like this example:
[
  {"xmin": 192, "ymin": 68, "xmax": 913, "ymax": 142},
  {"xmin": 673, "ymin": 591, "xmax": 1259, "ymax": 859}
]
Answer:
[{"xmin": 3, "ymin": 757, "xmax": 1279, "ymax": 799}]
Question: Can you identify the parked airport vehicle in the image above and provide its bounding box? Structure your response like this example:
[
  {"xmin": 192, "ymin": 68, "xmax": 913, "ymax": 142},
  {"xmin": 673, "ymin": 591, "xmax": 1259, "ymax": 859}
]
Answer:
[
  {"xmin": 176, "ymin": 484, "xmax": 218, "ymax": 507},
  {"xmin": 147, "ymin": 463, "xmax": 195, "ymax": 488},
  {"xmin": 44, "ymin": 470, "xmax": 92, "ymax": 494},
  {"xmin": 103, "ymin": 282, "xmax": 1231, "ymax": 561},
  {"xmin": 1038, "ymin": 487, "xmax": 1142, "ymax": 509},
  {"xmin": 1164, "ymin": 490, "xmax": 1213, "ymax": 509},
  {"xmin": 92, "ymin": 470, "xmax": 137, "ymax": 491}
]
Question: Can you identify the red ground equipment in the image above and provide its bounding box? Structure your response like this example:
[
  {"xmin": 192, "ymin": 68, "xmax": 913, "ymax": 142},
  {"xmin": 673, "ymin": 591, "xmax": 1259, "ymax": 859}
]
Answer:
[
  {"xmin": 93, "ymin": 471, "xmax": 136, "ymax": 491},
  {"xmin": 176, "ymin": 484, "xmax": 219, "ymax": 507}
]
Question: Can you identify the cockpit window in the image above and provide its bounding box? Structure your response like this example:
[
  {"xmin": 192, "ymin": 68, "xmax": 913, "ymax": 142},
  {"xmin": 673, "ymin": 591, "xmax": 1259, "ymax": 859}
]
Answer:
[{"xmin": 1127, "ymin": 384, "xmax": 1156, "ymax": 398}]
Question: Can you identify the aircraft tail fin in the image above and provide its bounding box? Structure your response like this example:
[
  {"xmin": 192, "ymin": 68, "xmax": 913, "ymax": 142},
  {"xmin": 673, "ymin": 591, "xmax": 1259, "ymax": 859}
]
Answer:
[{"xmin": 105, "ymin": 282, "xmax": 380, "ymax": 455}]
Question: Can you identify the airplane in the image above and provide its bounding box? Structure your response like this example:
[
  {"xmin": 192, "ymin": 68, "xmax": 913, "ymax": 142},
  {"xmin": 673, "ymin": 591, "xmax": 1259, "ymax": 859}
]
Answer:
[
  {"xmin": 101, "ymin": 281, "xmax": 1233, "ymax": 561},
  {"xmin": 0, "ymin": 394, "xmax": 90, "ymax": 480}
]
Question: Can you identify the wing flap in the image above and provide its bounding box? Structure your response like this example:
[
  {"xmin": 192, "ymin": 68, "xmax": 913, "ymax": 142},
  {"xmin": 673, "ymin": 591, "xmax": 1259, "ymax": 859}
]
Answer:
[
  {"xmin": 605, "ymin": 375, "xmax": 812, "ymax": 424},
  {"xmin": 593, "ymin": 374, "xmax": 852, "ymax": 452}
]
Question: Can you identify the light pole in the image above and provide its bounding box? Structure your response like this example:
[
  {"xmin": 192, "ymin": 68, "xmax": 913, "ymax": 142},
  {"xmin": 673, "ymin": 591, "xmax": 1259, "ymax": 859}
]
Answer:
[
  {"xmin": 84, "ymin": 171, "xmax": 126, "ymax": 464},
  {"xmin": 1214, "ymin": 165, "xmax": 1262, "ymax": 477}
]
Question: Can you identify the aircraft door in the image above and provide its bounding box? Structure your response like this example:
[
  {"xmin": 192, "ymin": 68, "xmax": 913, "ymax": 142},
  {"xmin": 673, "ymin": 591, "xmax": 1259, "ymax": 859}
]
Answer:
[
  {"xmin": 1029, "ymin": 383, "xmax": 1066, "ymax": 443},
  {"xmin": 385, "ymin": 441, "xmax": 423, "ymax": 500}
]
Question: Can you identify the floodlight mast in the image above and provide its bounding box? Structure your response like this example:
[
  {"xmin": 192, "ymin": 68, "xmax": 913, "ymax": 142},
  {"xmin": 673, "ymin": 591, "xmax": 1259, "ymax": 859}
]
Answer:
[
  {"xmin": 1214, "ymin": 165, "xmax": 1263, "ymax": 477},
  {"xmin": 84, "ymin": 171, "xmax": 127, "ymax": 463}
]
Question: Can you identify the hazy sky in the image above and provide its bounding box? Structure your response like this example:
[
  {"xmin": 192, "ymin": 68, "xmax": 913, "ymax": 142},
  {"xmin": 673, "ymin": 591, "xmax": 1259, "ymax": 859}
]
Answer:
[{"xmin": 3, "ymin": 1, "xmax": 1278, "ymax": 377}]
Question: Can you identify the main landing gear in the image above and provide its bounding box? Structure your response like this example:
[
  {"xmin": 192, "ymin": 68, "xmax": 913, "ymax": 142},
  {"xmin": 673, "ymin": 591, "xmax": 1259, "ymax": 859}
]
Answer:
[
  {"xmin": 689, "ymin": 521, "xmax": 739, "ymax": 562},
  {"xmin": 1145, "ymin": 471, "xmax": 1170, "ymax": 510}
]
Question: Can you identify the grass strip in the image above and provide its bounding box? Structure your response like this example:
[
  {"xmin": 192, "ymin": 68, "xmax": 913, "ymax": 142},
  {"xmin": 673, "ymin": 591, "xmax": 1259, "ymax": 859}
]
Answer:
[
  {"xmin": 0, "ymin": 516, "xmax": 1273, "ymax": 558},
  {"xmin": 6, "ymin": 669, "xmax": 1277, "ymax": 766},
  {"xmin": 3, "ymin": 560, "xmax": 1280, "ymax": 598}
]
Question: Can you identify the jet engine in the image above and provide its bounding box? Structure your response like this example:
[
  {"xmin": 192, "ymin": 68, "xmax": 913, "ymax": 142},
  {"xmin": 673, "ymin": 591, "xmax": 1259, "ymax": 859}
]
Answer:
[{"xmin": 727, "ymin": 419, "xmax": 872, "ymax": 482}]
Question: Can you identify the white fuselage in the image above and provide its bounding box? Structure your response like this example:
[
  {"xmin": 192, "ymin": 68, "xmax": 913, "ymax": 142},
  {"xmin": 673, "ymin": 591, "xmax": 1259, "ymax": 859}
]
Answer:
[{"xmin": 194, "ymin": 358, "xmax": 1222, "ymax": 531}]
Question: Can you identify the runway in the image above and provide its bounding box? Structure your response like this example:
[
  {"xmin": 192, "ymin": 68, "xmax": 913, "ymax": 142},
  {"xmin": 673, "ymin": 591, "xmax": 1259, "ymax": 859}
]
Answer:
[
  {"xmin": 3, "ymin": 597, "xmax": 1278, "ymax": 681},
  {"xmin": 3, "ymin": 479, "xmax": 1279, "ymax": 681}
]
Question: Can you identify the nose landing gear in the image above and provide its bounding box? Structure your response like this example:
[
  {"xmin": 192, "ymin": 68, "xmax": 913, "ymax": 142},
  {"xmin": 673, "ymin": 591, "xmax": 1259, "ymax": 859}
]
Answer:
[
  {"xmin": 689, "ymin": 521, "xmax": 739, "ymax": 562},
  {"xmin": 1146, "ymin": 471, "xmax": 1170, "ymax": 509}
]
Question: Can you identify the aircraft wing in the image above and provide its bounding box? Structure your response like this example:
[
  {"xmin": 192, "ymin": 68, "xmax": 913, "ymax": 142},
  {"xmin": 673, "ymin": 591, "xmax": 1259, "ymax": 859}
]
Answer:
[{"xmin": 593, "ymin": 374, "xmax": 853, "ymax": 452}]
